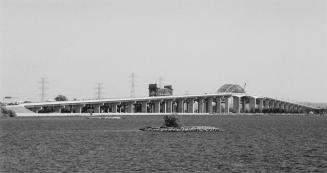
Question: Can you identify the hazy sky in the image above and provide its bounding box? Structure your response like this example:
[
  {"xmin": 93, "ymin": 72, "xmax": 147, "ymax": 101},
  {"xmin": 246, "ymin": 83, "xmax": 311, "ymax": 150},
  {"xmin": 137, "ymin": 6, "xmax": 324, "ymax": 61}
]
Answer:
[{"xmin": 1, "ymin": 0, "xmax": 326, "ymax": 102}]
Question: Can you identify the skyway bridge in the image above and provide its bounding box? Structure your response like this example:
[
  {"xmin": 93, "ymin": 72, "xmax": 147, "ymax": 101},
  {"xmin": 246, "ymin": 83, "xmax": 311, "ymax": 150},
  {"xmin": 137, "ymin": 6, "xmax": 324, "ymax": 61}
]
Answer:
[{"xmin": 9, "ymin": 92, "xmax": 319, "ymax": 116}]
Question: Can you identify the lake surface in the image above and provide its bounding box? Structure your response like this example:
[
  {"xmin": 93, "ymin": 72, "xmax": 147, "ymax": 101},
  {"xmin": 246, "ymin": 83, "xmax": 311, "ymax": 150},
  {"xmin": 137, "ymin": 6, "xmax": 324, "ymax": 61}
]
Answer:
[{"xmin": 0, "ymin": 115, "xmax": 327, "ymax": 172}]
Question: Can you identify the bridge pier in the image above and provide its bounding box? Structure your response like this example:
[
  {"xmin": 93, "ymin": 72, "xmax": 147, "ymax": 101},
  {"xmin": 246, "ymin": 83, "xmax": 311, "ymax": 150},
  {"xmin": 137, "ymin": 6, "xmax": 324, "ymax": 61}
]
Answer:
[
  {"xmin": 258, "ymin": 98, "xmax": 263, "ymax": 113},
  {"xmin": 264, "ymin": 99, "xmax": 269, "ymax": 110},
  {"xmin": 111, "ymin": 103, "xmax": 119, "ymax": 113},
  {"xmin": 187, "ymin": 99, "xmax": 194, "ymax": 113},
  {"xmin": 31, "ymin": 107, "xmax": 42, "ymax": 113},
  {"xmin": 207, "ymin": 97, "xmax": 213, "ymax": 114},
  {"xmin": 275, "ymin": 101, "xmax": 280, "ymax": 110},
  {"xmin": 177, "ymin": 100, "xmax": 184, "ymax": 113},
  {"xmin": 72, "ymin": 105, "xmax": 83, "ymax": 113},
  {"xmin": 93, "ymin": 104, "xmax": 103, "ymax": 113},
  {"xmin": 249, "ymin": 97, "xmax": 256, "ymax": 113},
  {"xmin": 224, "ymin": 97, "xmax": 229, "ymax": 113},
  {"xmin": 198, "ymin": 99, "xmax": 204, "ymax": 113},
  {"xmin": 139, "ymin": 101, "xmax": 148, "ymax": 113},
  {"xmin": 216, "ymin": 97, "xmax": 221, "ymax": 113},
  {"xmin": 269, "ymin": 100, "xmax": 275, "ymax": 110},
  {"xmin": 126, "ymin": 102, "xmax": 134, "ymax": 113},
  {"xmin": 241, "ymin": 97, "xmax": 246, "ymax": 112},
  {"xmin": 166, "ymin": 100, "xmax": 173, "ymax": 113},
  {"xmin": 53, "ymin": 106, "xmax": 63, "ymax": 113},
  {"xmin": 161, "ymin": 102, "xmax": 166, "ymax": 113},
  {"xmin": 284, "ymin": 104, "xmax": 290, "ymax": 113},
  {"xmin": 233, "ymin": 96, "xmax": 240, "ymax": 113},
  {"xmin": 280, "ymin": 102, "xmax": 285, "ymax": 112},
  {"xmin": 154, "ymin": 100, "xmax": 161, "ymax": 113}
]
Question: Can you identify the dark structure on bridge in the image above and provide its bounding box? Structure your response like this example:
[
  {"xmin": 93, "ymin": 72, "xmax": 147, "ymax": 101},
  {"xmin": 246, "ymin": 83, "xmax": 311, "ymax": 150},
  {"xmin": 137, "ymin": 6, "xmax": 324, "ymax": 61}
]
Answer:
[{"xmin": 149, "ymin": 84, "xmax": 173, "ymax": 97}]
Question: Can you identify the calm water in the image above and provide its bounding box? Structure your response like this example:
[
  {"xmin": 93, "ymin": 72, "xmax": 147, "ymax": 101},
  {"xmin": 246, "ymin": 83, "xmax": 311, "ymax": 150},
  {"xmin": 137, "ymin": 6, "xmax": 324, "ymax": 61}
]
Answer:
[{"xmin": 0, "ymin": 115, "xmax": 326, "ymax": 172}]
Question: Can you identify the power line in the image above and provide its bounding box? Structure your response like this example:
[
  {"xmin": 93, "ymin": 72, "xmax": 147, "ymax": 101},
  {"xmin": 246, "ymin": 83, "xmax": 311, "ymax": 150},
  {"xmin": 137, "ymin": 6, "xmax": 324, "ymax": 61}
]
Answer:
[
  {"xmin": 129, "ymin": 73, "xmax": 136, "ymax": 98},
  {"xmin": 95, "ymin": 82, "xmax": 103, "ymax": 99},
  {"xmin": 39, "ymin": 77, "xmax": 48, "ymax": 102}
]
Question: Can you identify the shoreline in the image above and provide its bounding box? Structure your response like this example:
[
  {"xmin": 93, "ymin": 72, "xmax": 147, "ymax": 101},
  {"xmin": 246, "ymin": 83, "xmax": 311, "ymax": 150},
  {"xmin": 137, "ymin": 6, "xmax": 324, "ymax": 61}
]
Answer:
[{"xmin": 2, "ymin": 113, "xmax": 325, "ymax": 118}]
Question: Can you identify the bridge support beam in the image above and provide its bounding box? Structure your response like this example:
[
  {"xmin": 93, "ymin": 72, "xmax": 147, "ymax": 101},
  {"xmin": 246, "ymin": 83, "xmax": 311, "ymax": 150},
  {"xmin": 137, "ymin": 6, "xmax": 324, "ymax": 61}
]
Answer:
[
  {"xmin": 198, "ymin": 99, "xmax": 204, "ymax": 113},
  {"xmin": 31, "ymin": 107, "xmax": 42, "ymax": 113},
  {"xmin": 72, "ymin": 105, "xmax": 83, "ymax": 113},
  {"xmin": 258, "ymin": 98, "xmax": 263, "ymax": 113},
  {"xmin": 233, "ymin": 96, "xmax": 240, "ymax": 113},
  {"xmin": 274, "ymin": 102, "xmax": 280, "ymax": 109},
  {"xmin": 249, "ymin": 97, "xmax": 256, "ymax": 113},
  {"xmin": 111, "ymin": 103, "xmax": 119, "ymax": 113},
  {"xmin": 126, "ymin": 102, "xmax": 134, "ymax": 113},
  {"xmin": 140, "ymin": 101, "xmax": 148, "ymax": 113},
  {"xmin": 53, "ymin": 106, "xmax": 63, "ymax": 113},
  {"xmin": 161, "ymin": 102, "xmax": 166, "ymax": 113},
  {"xmin": 241, "ymin": 97, "xmax": 246, "ymax": 112},
  {"xmin": 187, "ymin": 99, "xmax": 194, "ymax": 113},
  {"xmin": 280, "ymin": 103, "xmax": 285, "ymax": 111},
  {"xmin": 284, "ymin": 104, "xmax": 289, "ymax": 112},
  {"xmin": 93, "ymin": 104, "xmax": 103, "ymax": 113},
  {"xmin": 154, "ymin": 101, "xmax": 161, "ymax": 113},
  {"xmin": 177, "ymin": 100, "xmax": 184, "ymax": 113},
  {"xmin": 216, "ymin": 97, "xmax": 221, "ymax": 113},
  {"xmin": 269, "ymin": 101, "xmax": 275, "ymax": 110},
  {"xmin": 264, "ymin": 100, "xmax": 269, "ymax": 110},
  {"xmin": 207, "ymin": 97, "xmax": 213, "ymax": 114},
  {"xmin": 224, "ymin": 97, "xmax": 229, "ymax": 114},
  {"xmin": 166, "ymin": 100, "xmax": 173, "ymax": 113}
]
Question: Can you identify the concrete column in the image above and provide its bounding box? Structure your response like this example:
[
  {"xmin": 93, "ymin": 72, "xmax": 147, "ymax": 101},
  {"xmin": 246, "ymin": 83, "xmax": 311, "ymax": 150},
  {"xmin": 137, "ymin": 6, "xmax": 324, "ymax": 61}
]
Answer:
[
  {"xmin": 203, "ymin": 100, "xmax": 207, "ymax": 113},
  {"xmin": 32, "ymin": 107, "xmax": 42, "ymax": 113},
  {"xmin": 127, "ymin": 103, "xmax": 134, "ymax": 113},
  {"xmin": 288, "ymin": 104, "xmax": 293, "ymax": 112},
  {"xmin": 207, "ymin": 97, "xmax": 213, "ymax": 114},
  {"xmin": 249, "ymin": 97, "xmax": 256, "ymax": 112},
  {"xmin": 295, "ymin": 106, "xmax": 299, "ymax": 113},
  {"xmin": 241, "ymin": 98, "xmax": 246, "ymax": 112},
  {"xmin": 264, "ymin": 100, "xmax": 269, "ymax": 110},
  {"xmin": 280, "ymin": 103, "xmax": 285, "ymax": 111},
  {"xmin": 64, "ymin": 105, "xmax": 71, "ymax": 112},
  {"xmin": 187, "ymin": 99, "xmax": 194, "ymax": 113},
  {"xmin": 141, "ymin": 102, "xmax": 148, "ymax": 113},
  {"xmin": 161, "ymin": 102, "xmax": 166, "ymax": 113},
  {"xmin": 258, "ymin": 99, "xmax": 263, "ymax": 113},
  {"xmin": 233, "ymin": 96, "xmax": 240, "ymax": 113},
  {"xmin": 166, "ymin": 100, "xmax": 173, "ymax": 113},
  {"xmin": 274, "ymin": 101, "xmax": 280, "ymax": 109},
  {"xmin": 93, "ymin": 104, "xmax": 101, "ymax": 113},
  {"xmin": 111, "ymin": 103, "xmax": 119, "ymax": 113},
  {"xmin": 269, "ymin": 101, "xmax": 275, "ymax": 110},
  {"xmin": 72, "ymin": 105, "xmax": 83, "ymax": 113},
  {"xmin": 224, "ymin": 97, "xmax": 229, "ymax": 113},
  {"xmin": 154, "ymin": 101, "xmax": 161, "ymax": 113},
  {"xmin": 53, "ymin": 106, "xmax": 63, "ymax": 113},
  {"xmin": 198, "ymin": 99, "xmax": 204, "ymax": 113},
  {"xmin": 216, "ymin": 97, "xmax": 221, "ymax": 113},
  {"xmin": 177, "ymin": 100, "xmax": 184, "ymax": 113},
  {"xmin": 284, "ymin": 104, "xmax": 290, "ymax": 112}
]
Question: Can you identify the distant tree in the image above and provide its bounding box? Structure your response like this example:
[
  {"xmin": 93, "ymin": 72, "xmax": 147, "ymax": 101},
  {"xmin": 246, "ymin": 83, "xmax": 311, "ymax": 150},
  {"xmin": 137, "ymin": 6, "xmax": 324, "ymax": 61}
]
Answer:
[{"xmin": 54, "ymin": 95, "xmax": 68, "ymax": 101}]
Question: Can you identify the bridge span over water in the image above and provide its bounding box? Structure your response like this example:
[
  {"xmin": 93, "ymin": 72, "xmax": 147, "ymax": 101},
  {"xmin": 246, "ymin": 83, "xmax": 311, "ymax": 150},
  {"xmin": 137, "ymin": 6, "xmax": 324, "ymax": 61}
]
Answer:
[{"xmin": 15, "ymin": 92, "xmax": 318, "ymax": 115}]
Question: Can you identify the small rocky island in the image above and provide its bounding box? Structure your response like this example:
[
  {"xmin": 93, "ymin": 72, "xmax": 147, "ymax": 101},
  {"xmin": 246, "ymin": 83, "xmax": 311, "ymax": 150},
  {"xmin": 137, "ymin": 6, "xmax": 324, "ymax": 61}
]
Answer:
[{"xmin": 139, "ymin": 115, "xmax": 223, "ymax": 132}]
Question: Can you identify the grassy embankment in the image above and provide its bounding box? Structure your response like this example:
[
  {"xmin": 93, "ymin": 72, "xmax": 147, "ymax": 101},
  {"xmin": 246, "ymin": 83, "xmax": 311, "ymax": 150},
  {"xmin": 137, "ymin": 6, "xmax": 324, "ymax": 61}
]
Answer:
[{"xmin": 0, "ymin": 106, "xmax": 17, "ymax": 117}]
